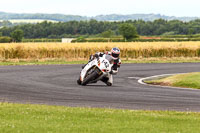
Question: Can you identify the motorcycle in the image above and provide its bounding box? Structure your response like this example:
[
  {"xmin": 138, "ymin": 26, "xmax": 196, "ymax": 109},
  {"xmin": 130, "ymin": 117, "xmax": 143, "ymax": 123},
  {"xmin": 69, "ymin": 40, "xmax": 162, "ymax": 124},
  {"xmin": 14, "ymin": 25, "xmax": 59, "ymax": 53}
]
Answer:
[{"xmin": 77, "ymin": 54, "xmax": 114, "ymax": 86}]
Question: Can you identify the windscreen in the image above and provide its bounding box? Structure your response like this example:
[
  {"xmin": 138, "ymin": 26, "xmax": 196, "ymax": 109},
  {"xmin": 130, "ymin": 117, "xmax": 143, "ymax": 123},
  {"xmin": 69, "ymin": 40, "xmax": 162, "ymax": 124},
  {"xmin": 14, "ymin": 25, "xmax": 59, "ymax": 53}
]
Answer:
[{"xmin": 105, "ymin": 55, "xmax": 114, "ymax": 64}]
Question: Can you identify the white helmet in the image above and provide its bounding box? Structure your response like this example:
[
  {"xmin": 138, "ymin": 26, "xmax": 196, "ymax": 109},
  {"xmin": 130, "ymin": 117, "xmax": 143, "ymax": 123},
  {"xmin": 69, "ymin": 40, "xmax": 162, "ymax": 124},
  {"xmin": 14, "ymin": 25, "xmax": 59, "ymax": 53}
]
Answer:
[{"xmin": 111, "ymin": 47, "xmax": 120, "ymax": 60}]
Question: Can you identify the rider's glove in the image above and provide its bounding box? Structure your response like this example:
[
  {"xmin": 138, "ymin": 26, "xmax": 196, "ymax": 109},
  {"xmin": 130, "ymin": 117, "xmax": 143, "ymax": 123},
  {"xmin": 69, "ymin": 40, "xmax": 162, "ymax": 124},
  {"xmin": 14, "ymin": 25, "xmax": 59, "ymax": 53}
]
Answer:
[{"xmin": 117, "ymin": 59, "xmax": 121, "ymax": 68}]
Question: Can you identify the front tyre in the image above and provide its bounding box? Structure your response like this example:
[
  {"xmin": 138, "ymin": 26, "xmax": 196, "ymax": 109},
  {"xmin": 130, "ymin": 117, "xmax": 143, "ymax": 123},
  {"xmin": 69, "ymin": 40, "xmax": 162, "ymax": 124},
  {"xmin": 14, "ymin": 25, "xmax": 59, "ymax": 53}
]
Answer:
[
  {"xmin": 77, "ymin": 78, "xmax": 81, "ymax": 85},
  {"xmin": 81, "ymin": 70, "xmax": 99, "ymax": 86}
]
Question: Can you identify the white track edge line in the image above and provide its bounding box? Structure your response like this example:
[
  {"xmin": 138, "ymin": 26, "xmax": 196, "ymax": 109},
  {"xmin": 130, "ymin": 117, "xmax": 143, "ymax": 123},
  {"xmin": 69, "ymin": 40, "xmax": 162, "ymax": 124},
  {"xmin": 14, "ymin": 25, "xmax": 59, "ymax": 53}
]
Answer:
[{"xmin": 137, "ymin": 73, "xmax": 199, "ymax": 91}]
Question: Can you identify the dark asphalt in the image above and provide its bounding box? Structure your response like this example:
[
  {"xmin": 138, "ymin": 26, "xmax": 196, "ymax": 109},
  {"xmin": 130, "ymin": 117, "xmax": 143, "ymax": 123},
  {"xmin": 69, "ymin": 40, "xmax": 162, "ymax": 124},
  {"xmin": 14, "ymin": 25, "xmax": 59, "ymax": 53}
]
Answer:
[{"xmin": 0, "ymin": 63, "xmax": 200, "ymax": 112}]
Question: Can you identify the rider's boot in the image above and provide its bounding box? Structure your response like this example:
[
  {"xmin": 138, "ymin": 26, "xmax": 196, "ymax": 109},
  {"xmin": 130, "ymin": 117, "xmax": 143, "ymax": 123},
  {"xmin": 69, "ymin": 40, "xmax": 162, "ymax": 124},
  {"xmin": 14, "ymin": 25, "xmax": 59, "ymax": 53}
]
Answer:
[{"xmin": 106, "ymin": 82, "xmax": 112, "ymax": 86}]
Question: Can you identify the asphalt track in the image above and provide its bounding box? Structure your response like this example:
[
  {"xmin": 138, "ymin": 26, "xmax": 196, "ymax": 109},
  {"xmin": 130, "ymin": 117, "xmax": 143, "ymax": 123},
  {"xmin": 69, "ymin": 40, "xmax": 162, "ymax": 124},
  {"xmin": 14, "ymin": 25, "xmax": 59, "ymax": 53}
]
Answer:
[{"xmin": 0, "ymin": 63, "xmax": 200, "ymax": 112}]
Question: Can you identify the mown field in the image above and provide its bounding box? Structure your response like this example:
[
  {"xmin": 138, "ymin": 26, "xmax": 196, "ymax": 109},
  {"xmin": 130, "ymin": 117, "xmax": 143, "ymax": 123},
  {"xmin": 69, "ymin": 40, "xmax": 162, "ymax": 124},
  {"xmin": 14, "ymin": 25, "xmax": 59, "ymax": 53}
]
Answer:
[
  {"xmin": 1, "ymin": 102, "xmax": 200, "ymax": 133},
  {"xmin": 0, "ymin": 42, "xmax": 200, "ymax": 61}
]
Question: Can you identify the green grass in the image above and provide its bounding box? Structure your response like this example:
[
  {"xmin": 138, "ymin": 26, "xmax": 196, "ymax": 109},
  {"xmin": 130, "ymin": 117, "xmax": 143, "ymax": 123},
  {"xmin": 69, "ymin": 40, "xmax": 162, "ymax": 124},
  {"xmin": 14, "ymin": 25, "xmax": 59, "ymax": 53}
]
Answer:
[
  {"xmin": 123, "ymin": 60, "xmax": 200, "ymax": 64},
  {"xmin": 0, "ymin": 60, "xmax": 87, "ymax": 66},
  {"xmin": 1, "ymin": 102, "xmax": 200, "ymax": 133},
  {"xmin": 1, "ymin": 57, "xmax": 200, "ymax": 66},
  {"xmin": 146, "ymin": 72, "xmax": 200, "ymax": 89}
]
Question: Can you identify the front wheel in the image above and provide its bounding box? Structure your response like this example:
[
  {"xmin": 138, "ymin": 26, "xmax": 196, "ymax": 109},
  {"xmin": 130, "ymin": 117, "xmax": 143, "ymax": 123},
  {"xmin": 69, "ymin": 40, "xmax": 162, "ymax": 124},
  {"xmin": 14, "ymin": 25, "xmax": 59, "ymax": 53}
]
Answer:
[
  {"xmin": 81, "ymin": 70, "xmax": 99, "ymax": 86},
  {"xmin": 77, "ymin": 78, "xmax": 81, "ymax": 85}
]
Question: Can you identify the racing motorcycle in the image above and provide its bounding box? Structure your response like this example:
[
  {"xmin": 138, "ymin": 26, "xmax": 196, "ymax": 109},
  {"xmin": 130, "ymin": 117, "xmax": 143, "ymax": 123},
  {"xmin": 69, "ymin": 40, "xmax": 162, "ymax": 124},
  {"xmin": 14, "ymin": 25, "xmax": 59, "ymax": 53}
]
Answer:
[{"xmin": 77, "ymin": 54, "xmax": 114, "ymax": 86}]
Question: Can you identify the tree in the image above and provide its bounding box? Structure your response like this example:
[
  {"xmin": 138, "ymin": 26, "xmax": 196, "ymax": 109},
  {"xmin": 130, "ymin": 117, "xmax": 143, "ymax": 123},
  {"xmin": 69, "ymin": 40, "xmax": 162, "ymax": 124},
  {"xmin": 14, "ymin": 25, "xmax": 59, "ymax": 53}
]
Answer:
[
  {"xmin": 11, "ymin": 29, "xmax": 24, "ymax": 42},
  {"xmin": 101, "ymin": 30, "xmax": 114, "ymax": 38},
  {"xmin": 188, "ymin": 28, "xmax": 195, "ymax": 36},
  {"xmin": 119, "ymin": 23, "xmax": 138, "ymax": 40},
  {"xmin": 0, "ymin": 32, "xmax": 2, "ymax": 37}
]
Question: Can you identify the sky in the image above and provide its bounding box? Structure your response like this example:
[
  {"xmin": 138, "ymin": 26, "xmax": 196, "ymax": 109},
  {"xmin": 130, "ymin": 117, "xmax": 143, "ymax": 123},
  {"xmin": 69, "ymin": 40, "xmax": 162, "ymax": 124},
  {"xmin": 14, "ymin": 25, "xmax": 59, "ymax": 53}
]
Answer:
[{"xmin": 0, "ymin": 0, "xmax": 199, "ymax": 17}]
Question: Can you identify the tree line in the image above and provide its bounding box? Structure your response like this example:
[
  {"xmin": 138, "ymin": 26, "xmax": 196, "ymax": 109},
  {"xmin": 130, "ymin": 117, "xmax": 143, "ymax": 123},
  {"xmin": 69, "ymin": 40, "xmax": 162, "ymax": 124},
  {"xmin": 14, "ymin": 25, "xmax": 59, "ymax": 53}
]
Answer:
[{"xmin": 1, "ymin": 19, "xmax": 200, "ymax": 39}]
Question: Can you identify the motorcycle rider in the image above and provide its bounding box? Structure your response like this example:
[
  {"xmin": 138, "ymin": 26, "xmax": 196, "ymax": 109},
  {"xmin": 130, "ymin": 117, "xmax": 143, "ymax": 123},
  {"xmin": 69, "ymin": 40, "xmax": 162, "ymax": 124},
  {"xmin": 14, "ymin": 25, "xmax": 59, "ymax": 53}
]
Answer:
[{"xmin": 81, "ymin": 47, "xmax": 121, "ymax": 86}]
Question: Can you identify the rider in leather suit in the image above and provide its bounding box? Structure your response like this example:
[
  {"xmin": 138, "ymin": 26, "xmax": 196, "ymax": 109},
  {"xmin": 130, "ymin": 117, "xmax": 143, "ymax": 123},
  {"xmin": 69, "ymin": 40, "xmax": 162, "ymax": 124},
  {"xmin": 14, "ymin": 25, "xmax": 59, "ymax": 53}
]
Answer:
[{"xmin": 82, "ymin": 47, "xmax": 121, "ymax": 86}]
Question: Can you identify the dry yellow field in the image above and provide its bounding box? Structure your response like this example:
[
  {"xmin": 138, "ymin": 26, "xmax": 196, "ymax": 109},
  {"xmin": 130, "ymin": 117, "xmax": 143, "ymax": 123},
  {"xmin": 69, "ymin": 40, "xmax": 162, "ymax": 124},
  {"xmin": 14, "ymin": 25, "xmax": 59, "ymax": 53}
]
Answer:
[{"xmin": 0, "ymin": 42, "xmax": 200, "ymax": 60}]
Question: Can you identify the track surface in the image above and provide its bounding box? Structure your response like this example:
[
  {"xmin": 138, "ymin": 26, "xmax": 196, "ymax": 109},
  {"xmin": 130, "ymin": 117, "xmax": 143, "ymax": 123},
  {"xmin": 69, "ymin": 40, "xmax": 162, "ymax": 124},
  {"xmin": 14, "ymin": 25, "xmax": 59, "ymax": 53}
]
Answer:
[{"xmin": 0, "ymin": 63, "xmax": 200, "ymax": 111}]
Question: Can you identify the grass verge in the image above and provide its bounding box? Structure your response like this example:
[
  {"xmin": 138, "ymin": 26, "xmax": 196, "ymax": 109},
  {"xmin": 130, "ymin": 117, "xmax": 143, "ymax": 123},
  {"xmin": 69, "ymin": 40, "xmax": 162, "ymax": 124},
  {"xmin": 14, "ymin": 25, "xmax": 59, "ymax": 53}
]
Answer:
[
  {"xmin": 0, "ymin": 60, "xmax": 87, "ymax": 66},
  {"xmin": 145, "ymin": 72, "xmax": 200, "ymax": 89},
  {"xmin": 123, "ymin": 57, "xmax": 200, "ymax": 64},
  {"xmin": 1, "ymin": 57, "xmax": 200, "ymax": 65},
  {"xmin": 1, "ymin": 102, "xmax": 200, "ymax": 133}
]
